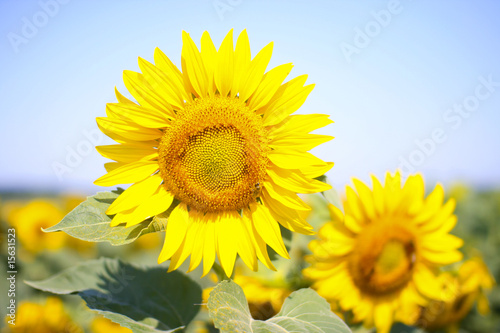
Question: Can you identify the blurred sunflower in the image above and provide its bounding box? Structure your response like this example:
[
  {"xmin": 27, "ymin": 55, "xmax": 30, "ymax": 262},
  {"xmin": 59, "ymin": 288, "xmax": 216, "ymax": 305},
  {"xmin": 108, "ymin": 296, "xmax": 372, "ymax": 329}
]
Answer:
[
  {"xmin": 303, "ymin": 172, "xmax": 463, "ymax": 333},
  {"xmin": 416, "ymin": 256, "xmax": 495, "ymax": 332},
  {"xmin": 7, "ymin": 200, "xmax": 66, "ymax": 253},
  {"xmin": 6, "ymin": 198, "xmax": 93, "ymax": 254},
  {"xmin": 3, "ymin": 297, "xmax": 83, "ymax": 333},
  {"xmin": 91, "ymin": 317, "xmax": 131, "ymax": 333},
  {"xmin": 94, "ymin": 29, "xmax": 333, "ymax": 277}
]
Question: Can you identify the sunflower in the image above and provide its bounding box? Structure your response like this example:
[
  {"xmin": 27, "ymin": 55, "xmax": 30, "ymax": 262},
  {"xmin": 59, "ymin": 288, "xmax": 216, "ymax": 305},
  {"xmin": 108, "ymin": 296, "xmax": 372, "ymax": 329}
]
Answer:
[
  {"xmin": 94, "ymin": 29, "xmax": 333, "ymax": 277},
  {"xmin": 416, "ymin": 256, "xmax": 495, "ymax": 332},
  {"xmin": 4, "ymin": 297, "xmax": 83, "ymax": 333},
  {"xmin": 7, "ymin": 199, "xmax": 66, "ymax": 253},
  {"xmin": 303, "ymin": 171, "xmax": 463, "ymax": 333}
]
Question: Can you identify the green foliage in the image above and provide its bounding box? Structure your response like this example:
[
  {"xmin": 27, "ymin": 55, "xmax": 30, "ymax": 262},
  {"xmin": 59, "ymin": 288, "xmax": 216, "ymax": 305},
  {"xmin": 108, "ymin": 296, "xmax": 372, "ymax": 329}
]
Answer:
[
  {"xmin": 43, "ymin": 190, "xmax": 164, "ymax": 245},
  {"xmin": 26, "ymin": 258, "xmax": 202, "ymax": 332},
  {"xmin": 207, "ymin": 280, "xmax": 351, "ymax": 333}
]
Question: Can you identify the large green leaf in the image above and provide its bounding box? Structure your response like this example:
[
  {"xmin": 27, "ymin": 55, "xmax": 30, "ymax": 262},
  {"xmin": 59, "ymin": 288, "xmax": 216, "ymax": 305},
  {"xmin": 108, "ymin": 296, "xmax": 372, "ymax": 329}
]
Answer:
[
  {"xmin": 26, "ymin": 258, "xmax": 202, "ymax": 333},
  {"xmin": 43, "ymin": 190, "xmax": 165, "ymax": 245},
  {"xmin": 207, "ymin": 280, "xmax": 351, "ymax": 333}
]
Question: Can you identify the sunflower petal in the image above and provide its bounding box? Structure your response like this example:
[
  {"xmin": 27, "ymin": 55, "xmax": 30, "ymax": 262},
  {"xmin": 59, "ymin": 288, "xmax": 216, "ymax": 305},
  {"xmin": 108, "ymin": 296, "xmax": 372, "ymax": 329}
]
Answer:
[
  {"xmin": 250, "ymin": 203, "xmax": 289, "ymax": 259},
  {"xmin": 214, "ymin": 29, "xmax": 234, "ymax": 97},
  {"xmin": 158, "ymin": 203, "xmax": 189, "ymax": 263},
  {"xmin": 94, "ymin": 160, "xmax": 158, "ymax": 186}
]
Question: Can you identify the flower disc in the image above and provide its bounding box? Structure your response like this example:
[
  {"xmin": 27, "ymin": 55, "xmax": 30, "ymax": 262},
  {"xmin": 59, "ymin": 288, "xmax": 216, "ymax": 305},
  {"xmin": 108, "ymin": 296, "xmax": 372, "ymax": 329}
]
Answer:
[{"xmin": 158, "ymin": 96, "xmax": 268, "ymax": 213}]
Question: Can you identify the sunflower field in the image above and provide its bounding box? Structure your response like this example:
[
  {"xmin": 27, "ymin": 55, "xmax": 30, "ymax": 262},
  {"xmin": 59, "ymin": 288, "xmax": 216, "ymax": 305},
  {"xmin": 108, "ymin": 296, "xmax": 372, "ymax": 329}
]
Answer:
[{"xmin": 1, "ymin": 1, "xmax": 500, "ymax": 333}]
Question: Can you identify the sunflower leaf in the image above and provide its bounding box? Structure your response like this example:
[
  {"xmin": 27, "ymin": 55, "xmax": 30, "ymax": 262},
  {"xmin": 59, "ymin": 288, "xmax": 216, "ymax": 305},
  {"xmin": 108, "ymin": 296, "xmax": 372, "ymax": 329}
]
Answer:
[
  {"xmin": 43, "ymin": 190, "xmax": 160, "ymax": 245},
  {"xmin": 26, "ymin": 258, "xmax": 202, "ymax": 333},
  {"xmin": 207, "ymin": 280, "xmax": 351, "ymax": 333}
]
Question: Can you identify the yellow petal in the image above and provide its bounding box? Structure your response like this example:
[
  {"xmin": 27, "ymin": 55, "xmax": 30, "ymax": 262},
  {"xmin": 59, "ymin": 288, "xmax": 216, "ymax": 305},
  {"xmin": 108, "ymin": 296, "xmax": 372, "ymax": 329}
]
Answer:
[
  {"xmin": 421, "ymin": 233, "xmax": 463, "ymax": 252},
  {"xmin": 106, "ymin": 102, "xmax": 172, "ymax": 128},
  {"xmin": 299, "ymin": 162, "xmax": 334, "ymax": 179},
  {"xmin": 263, "ymin": 181, "xmax": 310, "ymax": 211},
  {"xmin": 239, "ymin": 41, "xmax": 273, "ymax": 101},
  {"xmin": 419, "ymin": 199, "xmax": 456, "ymax": 234},
  {"xmin": 114, "ymin": 87, "xmax": 135, "ymax": 105},
  {"xmin": 266, "ymin": 165, "xmax": 331, "ymax": 194},
  {"xmin": 96, "ymin": 144, "xmax": 157, "ymax": 163},
  {"xmin": 232, "ymin": 29, "xmax": 251, "ymax": 97},
  {"xmin": 104, "ymin": 162, "xmax": 125, "ymax": 173},
  {"xmin": 344, "ymin": 186, "xmax": 366, "ymax": 223},
  {"xmin": 123, "ymin": 70, "xmax": 172, "ymax": 112},
  {"xmin": 248, "ymin": 63, "xmax": 293, "ymax": 111},
  {"xmin": 352, "ymin": 178, "xmax": 376, "ymax": 220},
  {"xmin": 421, "ymin": 249, "xmax": 463, "ymax": 265},
  {"xmin": 261, "ymin": 190, "xmax": 314, "ymax": 235},
  {"xmin": 413, "ymin": 263, "xmax": 440, "ymax": 299},
  {"xmin": 374, "ymin": 302, "xmax": 393, "ymax": 333},
  {"xmin": 202, "ymin": 217, "xmax": 217, "ymax": 277},
  {"xmin": 263, "ymin": 79, "xmax": 315, "ymax": 127},
  {"xmin": 371, "ymin": 174, "xmax": 386, "ymax": 215},
  {"xmin": 269, "ymin": 133, "xmax": 333, "ymax": 151},
  {"xmin": 414, "ymin": 184, "xmax": 445, "ymax": 223},
  {"xmin": 106, "ymin": 174, "xmax": 162, "ymax": 215},
  {"xmin": 216, "ymin": 211, "xmax": 238, "ymax": 277},
  {"xmin": 153, "ymin": 47, "xmax": 190, "ymax": 101},
  {"xmin": 250, "ymin": 203, "xmax": 289, "ymax": 259},
  {"xmin": 214, "ymin": 29, "xmax": 234, "ymax": 97},
  {"xmin": 201, "ymin": 31, "xmax": 217, "ymax": 96},
  {"xmin": 233, "ymin": 214, "xmax": 257, "ymax": 271},
  {"xmin": 168, "ymin": 220, "xmax": 198, "ymax": 272},
  {"xmin": 110, "ymin": 207, "xmax": 135, "ymax": 227},
  {"xmin": 269, "ymin": 114, "xmax": 333, "ymax": 137},
  {"xmin": 94, "ymin": 160, "xmax": 158, "ymax": 186},
  {"xmin": 97, "ymin": 117, "xmax": 161, "ymax": 141},
  {"xmin": 242, "ymin": 209, "xmax": 276, "ymax": 271},
  {"xmin": 138, "ymin": 57, "xmax": 184, "ymax": 111},
  {"xmin": 125, "ymin": 186, "xmax": 174, "ymax": 227},
  {"xmin": 181, "ymin": 31, "xmax": 208, "ymax": 97},
  {"xmin": 268, "ymin": 149, "xmax": 327, "ymax": 170},
  {"xmin": 187, "ymin": 211, "xmax": 206, "ymax": 272},
  {"xmin": 158, "ymin": 203, "xmax": 189, "ymax": 262}
]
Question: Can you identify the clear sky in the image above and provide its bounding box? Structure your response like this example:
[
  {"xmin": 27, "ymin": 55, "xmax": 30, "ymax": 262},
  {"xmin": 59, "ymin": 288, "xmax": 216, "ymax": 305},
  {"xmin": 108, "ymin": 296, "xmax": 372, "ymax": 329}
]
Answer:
[{"xmin": 1, "ymin": 0, "xmax": 499, "ymax": 194}]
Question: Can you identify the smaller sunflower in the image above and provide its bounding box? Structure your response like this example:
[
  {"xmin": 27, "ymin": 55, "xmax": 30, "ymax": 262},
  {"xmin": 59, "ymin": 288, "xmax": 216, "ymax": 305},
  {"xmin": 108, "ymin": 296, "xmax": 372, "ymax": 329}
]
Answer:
[
  {"xmin": 416, "ymin": 256, "xmax": 495, "ymax": 332},
  {"xmin": 303, "ymin": 171, "xmax": 463, "ymax": 333},
  {"xmin": 4, "ymin": 297, "xmax": 83, "ymax": 333}
]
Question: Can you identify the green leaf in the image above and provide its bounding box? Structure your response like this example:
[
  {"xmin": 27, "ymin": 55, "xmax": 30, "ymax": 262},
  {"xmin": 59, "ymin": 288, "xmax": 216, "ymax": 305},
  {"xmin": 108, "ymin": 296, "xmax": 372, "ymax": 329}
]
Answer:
[
  {"xmin": 207, "ymin": 280, "xmax": 351, "ymax": 333},
  {"xmin": 26, "ymin": 258, "xmax": 202, "ymax": 333},
  {"xmin": 43, "ymin": 190, "xmax": 165, "ymax": 246}
]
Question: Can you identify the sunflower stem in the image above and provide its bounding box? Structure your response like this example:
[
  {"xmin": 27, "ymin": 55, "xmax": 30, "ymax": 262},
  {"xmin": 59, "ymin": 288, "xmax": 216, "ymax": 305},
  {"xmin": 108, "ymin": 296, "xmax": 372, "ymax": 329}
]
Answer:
[{"xmin": 212, "ymin": 262, "xmax": 230, "ymax": 282}]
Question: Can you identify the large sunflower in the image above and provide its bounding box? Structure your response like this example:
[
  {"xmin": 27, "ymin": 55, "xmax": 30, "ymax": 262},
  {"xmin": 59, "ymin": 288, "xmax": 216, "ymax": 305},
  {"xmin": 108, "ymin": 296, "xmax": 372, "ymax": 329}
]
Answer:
[
  {"xmin": 94, "ymin": 30, "xmax": 333, "ymax": 277},
  {"xmin": 303, "ymin": 171, "xmax": 463, "ymax": 333}
]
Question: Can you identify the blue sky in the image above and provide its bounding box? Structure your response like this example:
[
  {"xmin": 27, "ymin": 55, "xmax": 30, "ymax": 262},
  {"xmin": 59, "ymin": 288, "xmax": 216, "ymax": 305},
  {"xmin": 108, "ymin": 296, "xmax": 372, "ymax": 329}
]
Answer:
[{"xmin": 1, "ymin": 0, "xmax": 499, "ymax": 194}]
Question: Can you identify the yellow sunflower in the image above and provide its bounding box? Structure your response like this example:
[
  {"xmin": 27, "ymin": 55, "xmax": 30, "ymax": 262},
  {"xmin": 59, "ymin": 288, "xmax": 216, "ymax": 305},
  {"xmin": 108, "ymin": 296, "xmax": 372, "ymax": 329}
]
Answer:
[
  {"xmin": 3, "ymin": 297, "xmax": 83, "ymax": 333},
  {"xmin": 416, "ymin": 256, "xmax": 495, "ymax": 332},
  {"xmin": 94, "ymin": 29, "xmax": 333, "ymax": 277},
  {"xmin": 303, "ymin": 171, "xmax": 463, "ymax": 333}
]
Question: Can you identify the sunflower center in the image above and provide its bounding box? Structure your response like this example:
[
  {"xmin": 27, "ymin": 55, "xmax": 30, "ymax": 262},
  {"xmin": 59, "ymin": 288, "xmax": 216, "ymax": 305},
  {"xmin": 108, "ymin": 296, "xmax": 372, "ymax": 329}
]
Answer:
[
  {"xmin": 350, "ymin": 219, "xmax": 416, "ymax": 296},
  {"xmin": 158, "ymin": 95, "xmax": 269, "ymax": 213}
]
